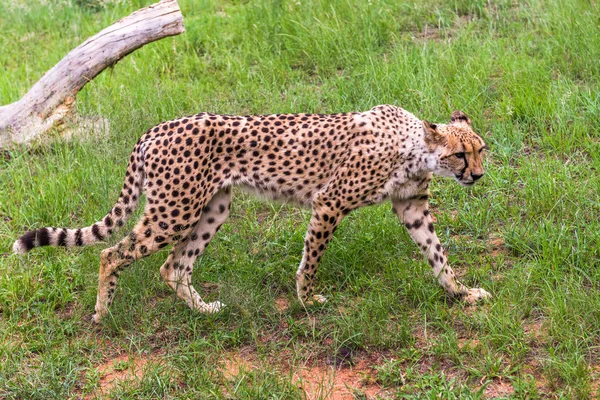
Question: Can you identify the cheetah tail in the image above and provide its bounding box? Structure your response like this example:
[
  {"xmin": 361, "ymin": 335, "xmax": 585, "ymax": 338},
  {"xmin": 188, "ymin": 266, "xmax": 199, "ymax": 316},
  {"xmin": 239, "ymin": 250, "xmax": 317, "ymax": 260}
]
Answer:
[{"xmin": 12, "ymin": 143, "xmax": 146, "ymax": 254}]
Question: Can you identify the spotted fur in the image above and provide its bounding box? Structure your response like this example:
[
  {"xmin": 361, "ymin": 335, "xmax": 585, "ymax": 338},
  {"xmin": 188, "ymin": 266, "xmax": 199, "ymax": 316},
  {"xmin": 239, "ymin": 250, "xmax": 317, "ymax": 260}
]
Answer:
[{"xmin": 13, "ymin": 105, "xmax": 490, "ymax": 322}]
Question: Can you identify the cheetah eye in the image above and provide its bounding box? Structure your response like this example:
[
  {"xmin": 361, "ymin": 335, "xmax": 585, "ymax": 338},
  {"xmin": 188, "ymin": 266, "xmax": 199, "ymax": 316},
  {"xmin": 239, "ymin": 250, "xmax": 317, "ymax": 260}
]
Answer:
[{"xmin": 454, "ymin": 152, "xmax": 465, "ymax": 159}]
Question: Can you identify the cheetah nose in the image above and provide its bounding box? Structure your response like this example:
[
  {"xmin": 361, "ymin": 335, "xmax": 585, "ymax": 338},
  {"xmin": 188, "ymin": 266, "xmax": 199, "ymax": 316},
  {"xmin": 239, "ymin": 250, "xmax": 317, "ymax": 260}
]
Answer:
[{"xmin": 471, "ymin": 172, "xmax": 484, "ymax": 181}]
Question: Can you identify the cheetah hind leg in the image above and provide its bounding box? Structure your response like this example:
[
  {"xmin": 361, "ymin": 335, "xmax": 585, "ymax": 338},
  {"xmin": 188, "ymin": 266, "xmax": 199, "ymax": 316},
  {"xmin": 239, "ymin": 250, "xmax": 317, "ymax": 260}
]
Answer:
[
  {"xmin": 92, "ymin": 230, "xmax": 161, "ymax": 323},
  {"xmin": 159, "ymin": 188, "xmax": 231, "ymax": 313}
]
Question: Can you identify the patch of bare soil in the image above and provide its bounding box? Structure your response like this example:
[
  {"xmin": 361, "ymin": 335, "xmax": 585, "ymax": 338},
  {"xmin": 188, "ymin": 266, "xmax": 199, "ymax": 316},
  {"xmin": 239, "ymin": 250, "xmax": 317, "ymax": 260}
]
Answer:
[
  {"xmin": 522, "ymin": 362, "xmax": 553, "ymax": 397},
  {"xmin": 590, "ymin": 365, "xmax": 600, "ymax": 398},
  {"xmin": 219, "ymin": 347, "xmax": 390, "ymax": 399},
  {"xmin": 293, "ymin": 358, "xmax": 388, "ymax": 400},
  {"xmin": 221, "ymin": 347, "xmax": 256, "ymax": 380},
  {"xmin": 488, "ymin": 236, "xmax": 507, "ymax": 258},
  {"xmin": 523, "ymin": 318, "xmax": 546, "ymax": 342},
  {"xmin": 520, "ymin": 319, "xmax": 556, "ymax": 397},
  {"xmin": 56, "ymin": 301, "xmax": 76, "ymax": 319},
  {"xmin": 274, "ymin": 296, "xmax": 290, "ymax": 312},
  {"xmin": 85, "ymin": 351, "xmax": 163, "ymax": 399},
  {"xmin": 483, "ymin": 379, "xmax": 515, "ymax": 398},
  {"xmin": 457, "ymin": 338, "xmax": 481, "ymax": 351}
]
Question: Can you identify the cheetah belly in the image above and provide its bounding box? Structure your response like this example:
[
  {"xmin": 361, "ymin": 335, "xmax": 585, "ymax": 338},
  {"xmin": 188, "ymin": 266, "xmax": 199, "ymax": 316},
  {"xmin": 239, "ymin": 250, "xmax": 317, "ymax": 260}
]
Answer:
[{"xmin": 237, "ymin": 183, "xmax": 313, "ymax": 207}]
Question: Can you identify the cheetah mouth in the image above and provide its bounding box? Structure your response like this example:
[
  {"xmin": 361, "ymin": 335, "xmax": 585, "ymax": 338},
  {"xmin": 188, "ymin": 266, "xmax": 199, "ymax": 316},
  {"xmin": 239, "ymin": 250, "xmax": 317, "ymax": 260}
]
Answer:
[
  {"xmin": 455, "ymin": 174, "xmax": 475, "ymax": 186},
  {"xmin": 457, "ymin": 179, "xmax": 477, "ymax": 187}
]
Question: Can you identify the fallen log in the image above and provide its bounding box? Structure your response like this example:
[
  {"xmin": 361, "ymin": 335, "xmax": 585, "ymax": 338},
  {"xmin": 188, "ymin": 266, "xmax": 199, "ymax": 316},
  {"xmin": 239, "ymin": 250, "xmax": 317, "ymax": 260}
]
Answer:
[{"xmin": 0, "ymin": 0, "xmax": 185, "ymax": 147}]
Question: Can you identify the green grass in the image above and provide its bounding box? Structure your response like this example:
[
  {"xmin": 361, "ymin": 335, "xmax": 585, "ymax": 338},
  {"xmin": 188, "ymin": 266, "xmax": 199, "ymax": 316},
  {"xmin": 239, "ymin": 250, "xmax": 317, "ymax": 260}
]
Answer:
[{"xmin": 1, "ymin": 0, "xmax": 600, "ymax": 398}]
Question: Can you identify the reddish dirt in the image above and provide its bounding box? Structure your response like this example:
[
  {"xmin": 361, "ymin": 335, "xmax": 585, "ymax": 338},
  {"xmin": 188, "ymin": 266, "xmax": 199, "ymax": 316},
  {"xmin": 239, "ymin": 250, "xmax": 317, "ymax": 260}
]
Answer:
[
  {"xmin": 488, "ymin": 236, "xmax": 507, "ymax": 257},
  {"xmin": 591, "ymin": 365, "xmax": 600, "ymax": 398},
  {"xmin": 274, "ymin": 296, "xmax": 291, "ymax": 312},
  {"xmin": 523, "ymin": 319, "xmax": 545, "ymax": 340},
  {"xmin": 457, "ymin": 338, "xmax": 481, "ymax": 351},
  {"xmin": 84, "ymin": 351, "xmax": 163, "ymax": 399},
  {"xmin": 293, "ymin": 359, "xmax": 388, "ymax": 400},
  {"xmin": 222, "ymin": 348, "xmax": 255, "ymax": 380},
  {"xmin": 79, "ymin": 312, "xmax": 572, "ymax": 399},
  {"xmin": 56, "ymin": 302, "xmax": 76, "ymax": 319},
  {"xmin": 219, "ymin": 348, "xmax": 390, "ymax": 399},
  {"xmin": 483, "ymin": 379, "xmax": 515, "ymax": 398}
]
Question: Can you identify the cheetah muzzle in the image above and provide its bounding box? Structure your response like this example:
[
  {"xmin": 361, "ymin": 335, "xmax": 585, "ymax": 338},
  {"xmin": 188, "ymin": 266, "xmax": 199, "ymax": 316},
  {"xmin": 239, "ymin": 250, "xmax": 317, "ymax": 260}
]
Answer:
[{"xmin": 13, "ymin": 105, "xmax": 490, "ymax": 323}]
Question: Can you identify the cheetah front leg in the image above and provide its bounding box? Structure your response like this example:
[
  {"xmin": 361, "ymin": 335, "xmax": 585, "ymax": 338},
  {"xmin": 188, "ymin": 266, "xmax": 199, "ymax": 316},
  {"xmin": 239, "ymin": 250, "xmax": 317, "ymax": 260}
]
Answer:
[
  {"xmin": 391, "ymin": 195, "xmax": 491, "ymax": 303},
  {"xmin": 296, "ymin": 205, "xmax": 344, "ymax": 306}
]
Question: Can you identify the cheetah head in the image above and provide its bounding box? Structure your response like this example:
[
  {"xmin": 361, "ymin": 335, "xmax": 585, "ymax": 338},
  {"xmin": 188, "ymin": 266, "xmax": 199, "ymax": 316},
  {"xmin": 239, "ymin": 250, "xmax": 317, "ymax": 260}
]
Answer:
[{"xmin": 422, "ymin": 111, "xmax": 488, "ymax": 187}]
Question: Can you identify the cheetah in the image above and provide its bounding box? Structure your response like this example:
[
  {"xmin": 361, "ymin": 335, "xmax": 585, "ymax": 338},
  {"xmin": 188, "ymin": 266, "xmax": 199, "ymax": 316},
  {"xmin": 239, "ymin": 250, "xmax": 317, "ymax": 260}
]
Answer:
[{"xmin": 13, "ymin": 105, "xmax": 490, "ymax": 323}]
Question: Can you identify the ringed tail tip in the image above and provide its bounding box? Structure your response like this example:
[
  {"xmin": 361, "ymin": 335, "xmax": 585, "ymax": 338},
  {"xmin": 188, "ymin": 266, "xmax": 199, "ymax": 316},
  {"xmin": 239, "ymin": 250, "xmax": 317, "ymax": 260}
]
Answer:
[
  {"xmin": 13, "ymin": 229, "xmax": 43, "ymax": 254},
  {"xmin": 12, "ymin": 238, "xmax": 29, "ymax": 254}
]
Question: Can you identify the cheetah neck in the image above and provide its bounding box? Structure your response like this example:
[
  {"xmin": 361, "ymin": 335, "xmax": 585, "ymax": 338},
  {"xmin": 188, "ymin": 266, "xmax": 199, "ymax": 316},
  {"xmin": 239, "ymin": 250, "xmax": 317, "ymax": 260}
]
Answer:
[{"xmin": 423, "ymin": 151, "xmax": 440, "ymax": 171}]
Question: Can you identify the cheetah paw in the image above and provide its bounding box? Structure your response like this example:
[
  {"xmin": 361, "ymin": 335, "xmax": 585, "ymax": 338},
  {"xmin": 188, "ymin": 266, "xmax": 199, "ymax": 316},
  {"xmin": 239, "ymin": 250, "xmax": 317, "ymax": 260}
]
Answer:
[
  {"xmin": 303, "ymin": 295, "xmax": 328, "ymax": 306},
  {"xmin": 463, "ymin": 288, "xmax": 491, "ymax": 304},
  {"xmin": 91, "ymin": 313, "xmax": 104, "ymax": 324},
  {"xmin": 202, "ymin": 301, "xmax": 226, "ymax": 313},
  {"xmin": 312, "ymin": 295, "xmax": 327, "ymax": 304}
]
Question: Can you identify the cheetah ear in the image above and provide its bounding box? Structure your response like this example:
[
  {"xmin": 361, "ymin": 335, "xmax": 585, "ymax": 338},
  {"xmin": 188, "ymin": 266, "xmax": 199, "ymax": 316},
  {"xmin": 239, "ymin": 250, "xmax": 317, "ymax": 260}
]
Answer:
[
  {"xmin": 450, "ymin": 110, "xmax": 472, "ymax": 126},
  {"xmin": 422, "ymin": 120, "xmax": 446, "ymax": 148}
]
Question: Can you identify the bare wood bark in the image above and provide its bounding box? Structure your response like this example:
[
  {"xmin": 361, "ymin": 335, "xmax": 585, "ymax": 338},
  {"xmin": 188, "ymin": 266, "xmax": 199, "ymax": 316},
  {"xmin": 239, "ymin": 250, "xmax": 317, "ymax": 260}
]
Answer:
[{"xmin": 0, "ymin": 0, "xmax": 185, "ymax": 147}]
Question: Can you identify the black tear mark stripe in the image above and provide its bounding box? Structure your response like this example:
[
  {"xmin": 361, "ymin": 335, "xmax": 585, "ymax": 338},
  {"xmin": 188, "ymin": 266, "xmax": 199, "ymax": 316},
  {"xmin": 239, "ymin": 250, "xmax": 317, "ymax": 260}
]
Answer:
[{"xmin": 460, "ymin": 154, "xmax": 469, "ymax": 177}]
